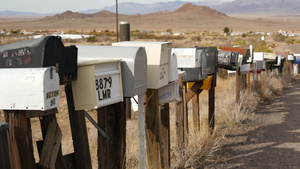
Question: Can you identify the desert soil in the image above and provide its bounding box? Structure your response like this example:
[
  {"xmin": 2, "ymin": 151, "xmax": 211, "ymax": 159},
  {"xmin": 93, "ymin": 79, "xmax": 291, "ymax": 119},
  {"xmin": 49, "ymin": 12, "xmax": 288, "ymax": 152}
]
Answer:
[{"xmin": 214, "ymin": 78, "xmax": 300, "ymax": 168}]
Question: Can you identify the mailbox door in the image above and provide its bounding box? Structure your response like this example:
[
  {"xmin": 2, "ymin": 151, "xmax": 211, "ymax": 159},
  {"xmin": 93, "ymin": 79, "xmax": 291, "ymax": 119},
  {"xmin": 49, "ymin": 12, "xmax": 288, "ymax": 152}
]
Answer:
[
  {"xmin": 72, "ymin": 61, "xmax": 123, "ymax": 110},
  {"xmin": 0, "ymin": 67, "xmax": 60, "ymax": 111},
  {"xmin": 198, "ymin": 47, "xmax": 218, "ymax": 74},
  {"xmin": 158, "ymin": 81, "xmax": 180, "ymax": 105}
]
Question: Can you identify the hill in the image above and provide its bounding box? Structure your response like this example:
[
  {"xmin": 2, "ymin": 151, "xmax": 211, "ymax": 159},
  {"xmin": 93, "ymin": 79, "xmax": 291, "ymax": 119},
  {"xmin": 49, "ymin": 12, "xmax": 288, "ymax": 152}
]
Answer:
[
  {"xmin": 41, "ymin": 10, "xmax": 91, "ymax": 21},
  {"xmin": 171, "ymin": 3, "xmax": 227, "ymax": 17}
]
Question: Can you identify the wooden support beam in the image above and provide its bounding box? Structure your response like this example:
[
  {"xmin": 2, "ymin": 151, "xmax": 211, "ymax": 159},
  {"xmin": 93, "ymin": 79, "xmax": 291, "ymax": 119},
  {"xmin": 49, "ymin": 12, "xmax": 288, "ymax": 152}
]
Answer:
[
  {"xmin": 208, "ymin": 75, "xmax": 216, "ymax": 133},
  {"xmin": 192, "ymin": 93, "xmax": 200, "ymax": 131},
  {"xmin": 39, "ymin": 113, "xmax": 65, "ymax": 169},
  {"xmin": 246, "ymin": 74, "xmax": 251, "ymax": 95},
  {"xmin": 160, "ymin": 103, "xmax": 170, "ymax": 168},
  {"xmin": 145, "ymin": 89, "xmax": 163, "ymax": 168},
  {"xmin": 97, "ymin": 102, "xmax": 126, "ymax": 169},
  {"xmin": 185, "ymin": 81, "xmax": 203, "ymax": 103},
  {"xmin": 125, "ymin": 98, "xmax": 131, "ymax": 119},
  {"xmin": 175, "ymin": 76, "xmax": 186, "ymax": 152},
  {"xmin": 0, "ymin": 122, "xmax": 11, "ymax": 169},
  {"xmin": 39, "ymin": 116, "xmax": 62, "ymax": 169},
  {"xmin": 4, "ymin": 110, "xmax": 36, "ymax": 169},
  {"xmin": 236, "ymin": 68, "xmax": 241, "ymax": 104},
  {"xmin": 65, "ymin": 84, "xmax": 92, "ymax": 169}
]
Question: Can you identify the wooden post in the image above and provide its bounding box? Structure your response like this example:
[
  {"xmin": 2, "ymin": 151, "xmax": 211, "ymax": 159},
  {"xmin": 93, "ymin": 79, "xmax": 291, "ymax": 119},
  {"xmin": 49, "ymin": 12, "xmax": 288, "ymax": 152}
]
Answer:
[
  {"xmin": 176, "ymin": 75, "xmax": 186, "ymax": 150},
  {"xmin": 39, "ymin": 113, "xmax": 65, "ymax": 169},
  {"xmin": 236, "ymin": 68, "xmax": 241, "ymax": 104},
  {"xmin": 192, "ymin": 92, "xmax": 200, "ymax": 131},
  {"xmin": 97, "ymin": 102, "xmax": 126, "ymax": 169},
  {"xmin": 4, "ymin": 110, "xmax": 36, "ymax": 169},
  {"xmin": 0, "ymin": 122, "xmax": 11, "ymax": 169},
  {"xmin": 65, "ymin": 84, "xmax": 92, "ymax": 169},
  {"xmin": 160, "ymin": 103, "xmax": 170, "ymax": 168},
  {"xmin": 246, "ymin": 74, "xmax": 250, "ymax": 94},
  {"xmin": 145, "ymin": 89, "xmax": 163, "ymax": 168},
  {"xmin": 125, "ymin": 98, "xmax": 131, "ymax": 119},
  {"xmin": 208, "ymin": 75, "xmax": 216, "ymax": 133}
]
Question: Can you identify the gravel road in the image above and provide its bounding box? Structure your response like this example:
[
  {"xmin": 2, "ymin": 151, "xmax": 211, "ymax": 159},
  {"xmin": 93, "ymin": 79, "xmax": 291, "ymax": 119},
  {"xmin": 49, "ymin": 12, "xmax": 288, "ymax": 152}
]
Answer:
[{"xmin": 215, "ymin": 78, "xmax": 300, "ymax": 169}]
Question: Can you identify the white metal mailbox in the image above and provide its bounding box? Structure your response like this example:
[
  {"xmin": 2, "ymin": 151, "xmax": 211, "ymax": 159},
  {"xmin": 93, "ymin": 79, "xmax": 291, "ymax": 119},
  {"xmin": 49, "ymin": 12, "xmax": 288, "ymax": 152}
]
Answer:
[
  {"xmin": 76, "ymin": 45, "xmax": 147, "ymax": 97},
  {"xmin": 158, "ymin": 81, "xmax": 180, "ymax": 105},
  {"xmin": 288, "ymin": 55, "xmax": 295, "ymax": 61},
  {"xmin": 112, "ymin": 41, "xmax": 171, "ymax": 89},
  {"xmin": 240, "ymin": 64, "xmax": 250, "ymax": 74},
  {"xmin": 169, "ymin": 53, "xmax": 179, "ymax": 82},
  {"xmin": 253, "ymin": 52, "xmax": 264, "ymax": 61},
  {"xmin": 0, "ymin": 67, "xmax": 60, "ymax": 111},
  {"xmin": 172, "ymin": 48, "xmax": 208, "ymax": 82},
  {"xmin": 71, "ymin": 59, "xmax": 123, "ymax": 110}
]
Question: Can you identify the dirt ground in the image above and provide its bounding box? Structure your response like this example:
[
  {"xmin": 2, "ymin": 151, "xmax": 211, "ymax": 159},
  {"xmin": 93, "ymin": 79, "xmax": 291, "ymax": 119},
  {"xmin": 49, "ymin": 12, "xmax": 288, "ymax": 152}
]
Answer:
[{"xmin": 214, "ymin": 77, "xmax": 300, "ymax": 168}]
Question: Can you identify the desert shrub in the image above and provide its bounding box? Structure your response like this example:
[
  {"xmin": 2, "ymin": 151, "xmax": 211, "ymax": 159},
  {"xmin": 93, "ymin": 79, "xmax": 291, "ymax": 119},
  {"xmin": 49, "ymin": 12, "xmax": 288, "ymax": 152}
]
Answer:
[
  {"xmin": 63, "ymin": 39, "xmax": 77, "ymax": 43},
  {"xmin": 295, "ymin": 40, "xmax": 300, "ymax": 44},
  {"xmin": 284, "ymin": 38, "xmax": 295, "ymax": 44},
  {"xmin": 87, "ymin": 36, "xmax": 97, "ymax": 43},
  {"xmin": 191, "ymin": 36, "xmax": 201, "ymax": 42},
  {"xmin": 234, "ymin": 38, "xmax": 246, "ymax": 46},
  {"xmin": 251, "ymin": 70, "xmax": 285, "ymax": 101},
  {"xmin": 254, "ymin": 40, "xmax": 273, "ymax": 53},
  {"xmin": 274, "ymin": 34, "xmax": 286, "ymax": 42}
]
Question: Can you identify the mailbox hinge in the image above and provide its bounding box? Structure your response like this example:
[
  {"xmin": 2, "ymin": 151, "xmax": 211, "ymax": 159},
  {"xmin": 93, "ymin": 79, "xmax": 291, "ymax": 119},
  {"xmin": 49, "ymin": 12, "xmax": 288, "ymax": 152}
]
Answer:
[{"xmin": 83, "ymin": 110, "xmax": 110, "ymax": 141}]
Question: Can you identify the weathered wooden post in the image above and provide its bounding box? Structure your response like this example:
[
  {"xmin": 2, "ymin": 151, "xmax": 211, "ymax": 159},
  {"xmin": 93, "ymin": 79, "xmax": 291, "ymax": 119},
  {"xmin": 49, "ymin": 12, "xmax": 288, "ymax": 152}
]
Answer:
[
  {"xmin": 176, "ymin": 73, "xmax": 186, "ymax": 150},
  {"xmin": 207, "ymin": 74, "xmax": 216, "ymax": 133},
  {"xmin": 65, "ymin": 84, "xmax": 92, "ymax": 169},
  {"xmin": 0, "ymin": 122, "xmax": 11, "ymax": 169}
]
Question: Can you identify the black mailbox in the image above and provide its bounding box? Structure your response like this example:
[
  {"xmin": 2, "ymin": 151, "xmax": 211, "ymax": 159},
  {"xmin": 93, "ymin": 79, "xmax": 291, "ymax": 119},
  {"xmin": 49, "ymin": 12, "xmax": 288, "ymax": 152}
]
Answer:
[
  {"xmin": 0, "ymin": 36, "xmax": 77, "ymax": 83},
  {"xmin": 218, "ymin": 49, "xmax": 239, "ymax": 70},
  {"xmin": 197, "ymin": 47, "xmax": 218, "ymax": 74}
]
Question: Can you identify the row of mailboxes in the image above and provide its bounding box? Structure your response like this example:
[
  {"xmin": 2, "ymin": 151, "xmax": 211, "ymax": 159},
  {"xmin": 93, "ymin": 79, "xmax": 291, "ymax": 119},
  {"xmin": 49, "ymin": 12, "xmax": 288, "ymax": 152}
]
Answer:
[
  {"xmin": 217, "ymin": 49, "xmax": 239, "ymax": 69},
  {"xmin": 0, "ymin": 36, "xmax": 77, "ymax": 83},
  {"xmin": 0, "ymin": 67, "xmax": 60, "ymax": 111}
]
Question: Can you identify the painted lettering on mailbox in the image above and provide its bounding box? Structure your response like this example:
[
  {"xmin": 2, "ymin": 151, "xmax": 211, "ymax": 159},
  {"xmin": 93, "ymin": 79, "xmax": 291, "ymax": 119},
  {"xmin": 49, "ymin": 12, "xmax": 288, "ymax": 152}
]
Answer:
[
  {"xmin": 95, "ymin": 76, "xmax": 112, "ymax": 101},
  {"xmin": 46, "ymin": 90, "xmax": 59, "ymax": 99},
  {"xmin": 3, "ymin": 47, "xmax": 32, "ymax": 67},
  {"xmin": 159, "ymin": 92, "xmax": 172, "ymax": 101}
]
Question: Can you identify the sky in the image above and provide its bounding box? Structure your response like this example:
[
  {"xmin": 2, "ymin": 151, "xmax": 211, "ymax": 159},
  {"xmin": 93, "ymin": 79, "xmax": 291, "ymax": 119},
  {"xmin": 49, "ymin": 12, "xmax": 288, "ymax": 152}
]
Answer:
[{"xmin": 0, "ymin": 0, "xmax": 232, "ymax": 14}]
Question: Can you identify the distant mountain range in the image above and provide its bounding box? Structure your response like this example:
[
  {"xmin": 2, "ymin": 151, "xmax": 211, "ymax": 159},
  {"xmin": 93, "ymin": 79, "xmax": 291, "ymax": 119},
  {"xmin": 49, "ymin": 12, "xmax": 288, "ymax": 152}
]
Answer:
[
  {"xmin": 1, "ymin": 0, "xmax": 300, "ymax": 17},
  {"xmin": 41, "ymin": 3, "xmax": 227, "ymax": 21}
]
